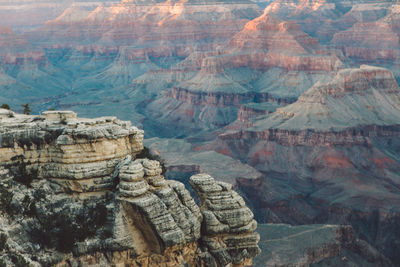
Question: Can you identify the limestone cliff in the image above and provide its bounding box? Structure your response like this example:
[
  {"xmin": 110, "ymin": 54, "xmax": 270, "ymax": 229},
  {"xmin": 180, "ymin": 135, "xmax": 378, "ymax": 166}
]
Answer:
[{"xmin": 0, "ymin": 110, "xmax": 259, "ymax": 266}]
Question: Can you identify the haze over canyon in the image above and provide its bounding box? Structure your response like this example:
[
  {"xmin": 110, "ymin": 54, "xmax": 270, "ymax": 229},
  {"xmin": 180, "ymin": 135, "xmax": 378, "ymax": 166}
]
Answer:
[{"xmin": 1, "ymin": 0, "xmax": 400, "ymax": 266}]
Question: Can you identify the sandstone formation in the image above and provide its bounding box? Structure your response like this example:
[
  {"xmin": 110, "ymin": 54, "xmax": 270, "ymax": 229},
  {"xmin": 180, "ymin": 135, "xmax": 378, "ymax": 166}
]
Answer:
[
  {"xmin": 214, "ymin": 66, "xmax": 400, "ymax": 264},
  {"xmin": 332, "ymin": 4, "xmax": 400, "ymax": 63},
  {"xmin": 142, "ymin": 9, "xmax": 342, "ymax": 137},
  {"xmin": 190, "ymin": 174, "xmax": 260, "ymax": 266},
  {"xmin": 27, "ymin": 0, "xmax": 261, "ymax": 51},
  {"xmin": 3, "ymin": 1, "xmax": 400, "ymax": 265},
  {"xmin": 265, "ymin": 0, "xmax": 392, "ymax": 43},
  {"xmin": 0, "ymin": 110, "xmax": 259, "ymax": 266}
]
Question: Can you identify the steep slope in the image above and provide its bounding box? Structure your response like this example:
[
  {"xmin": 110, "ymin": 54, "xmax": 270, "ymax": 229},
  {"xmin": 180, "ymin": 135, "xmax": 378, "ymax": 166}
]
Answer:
[
  {"xmin": 265, "ymin": 0, "xmax": 392, "ymax": 43},
  {"xmin": 0, "ymin": 110, "xmax": 260, "ymax": 266},
  {"xmin": 0, "ymin": 0, "xmax": 263, "ymax": 122},
  {"xmin": 28, "ymin": 0, "xmax": 261, "ymax": 50},
  {"xmin": 143, "ymin": 11, "xmax": 342, "ymax": 137},
  {"xmin": 215, "ymin": 65, "xmax": 400, "ymax": 264},
  {"xmin": 332, "ymin": 4, "xmax": 400, "ymax": 64},
  {"xmin": 255, "ymin": 224, "xmax": 392, "ymax": 267},
  {"xmin": 251, "ymin": 65, "xmax": 400, "ymax": 131}
]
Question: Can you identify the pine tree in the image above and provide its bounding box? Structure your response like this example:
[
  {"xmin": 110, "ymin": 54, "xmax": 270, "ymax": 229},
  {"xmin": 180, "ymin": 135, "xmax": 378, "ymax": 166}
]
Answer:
[{"xmin": 21, "ymin": 103, "xmax": 31, "ymax": 115}]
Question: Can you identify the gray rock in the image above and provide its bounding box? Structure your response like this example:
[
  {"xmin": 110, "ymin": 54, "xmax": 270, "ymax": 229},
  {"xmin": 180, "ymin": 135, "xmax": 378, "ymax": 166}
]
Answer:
[
  {"xmin": 0, "ymin": 111, "xmax": 259, "ymax": 266},
  {"xmin": 190, "ymin": 173, "xmax": 261, "ymax": 266}
]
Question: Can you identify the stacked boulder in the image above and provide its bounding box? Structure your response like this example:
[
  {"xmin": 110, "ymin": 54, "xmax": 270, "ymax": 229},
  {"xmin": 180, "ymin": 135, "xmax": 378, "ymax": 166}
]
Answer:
[
  {"xmin": 0, "ymin": 110, "xmax": 260, "ymax": 266},
  {"xmin": 190, "ymin": 173, "xmax": 260, "ymax": 266},
  {"xmin": 117, "ymin": 159, "xmax": 202, "ymax": 251}
]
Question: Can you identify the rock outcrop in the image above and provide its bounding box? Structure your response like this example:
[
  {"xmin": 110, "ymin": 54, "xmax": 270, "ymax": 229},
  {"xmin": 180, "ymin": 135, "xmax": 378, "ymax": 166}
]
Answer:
[
  {"xmin": 190, "ymin": 174, "xmax": 260, "ymax": 267},
  {"xmin": 213, "ymin": 66, "xmax": 400, "ymax": 264},
  {"xmin": 332, "ymin": 4, "xmax": 400, "ymax": 62},
  {"xmin": 0, "ymin": 110, "xmax": 259, "ymax": 266}
]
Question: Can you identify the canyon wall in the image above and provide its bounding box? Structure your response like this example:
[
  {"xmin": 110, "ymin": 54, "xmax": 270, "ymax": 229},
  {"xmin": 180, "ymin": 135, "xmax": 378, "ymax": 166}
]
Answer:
[{"xmin": 0, "ymin": 110, "xmax": 260, "ymax": 266}]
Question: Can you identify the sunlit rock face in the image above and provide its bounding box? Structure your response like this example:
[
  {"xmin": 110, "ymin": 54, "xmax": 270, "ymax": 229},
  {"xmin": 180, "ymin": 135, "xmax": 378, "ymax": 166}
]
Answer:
[
  {"xmin": 264, "ymin": 0, "xmax": 392, "ymax": 43},
  {"xmin": 213, "ymin": 66, "xmax": 400, "ymax": 264},
  {"xmin": 142, "ymin": 9, "xmax": 342, "ymax": 136},
  {"xmin": 0, "ymin": 110, "xmax": 259, "ymax": 266},
  {"xmin": 27, "ymin": 0, "xmax": 261, "ymax": 52},
  {"xmin": 0, "ymin": 0, "xmax": 121, "ymax": 33},
  {"xmin": 332, "ymin": 4, "xmax": 400, "ymax": 64}
]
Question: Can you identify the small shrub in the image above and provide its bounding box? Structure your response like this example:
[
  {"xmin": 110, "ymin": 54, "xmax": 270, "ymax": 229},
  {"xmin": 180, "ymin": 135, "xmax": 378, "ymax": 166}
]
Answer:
[
  {"xmin": 0, "ymin": 104, "xmax": 10, "ymax": 110},
  {"xmin": 11, "ymin": 158, "xmax": 36, "ymax": 187},
  {"xmin": 0, "ymin": 187, "xmax": 12, "ymax": 214},
  {"xmin": 21, "ymin": 103, "xmax": 31, "ymax": 115},
  {"xmin": 9, "ymin": 253, "xmax": 29, "ymax": 267},
  {"xmin": 0, "ymin": 233, "xmax": 7, "ymax": 251},
  {"xmin": 0, "ymin": 258, "xmax": 6, "ymax": 267},
  {"xmin": 30, "ymin": 201, "xmax": 109, "ymax": 252}
]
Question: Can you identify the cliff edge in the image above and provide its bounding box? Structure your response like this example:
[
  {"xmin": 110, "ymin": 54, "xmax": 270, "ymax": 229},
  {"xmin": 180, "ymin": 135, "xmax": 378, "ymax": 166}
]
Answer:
[{"xmin": 0, "ymin": 110, "xmax": 260, "ymax": 266}]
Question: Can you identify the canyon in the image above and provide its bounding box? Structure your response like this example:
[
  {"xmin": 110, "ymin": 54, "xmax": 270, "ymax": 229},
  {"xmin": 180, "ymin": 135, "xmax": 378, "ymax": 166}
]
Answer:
[{"xmin": 1, "ymin": 0, "xmax": 400, "ymax": 265}]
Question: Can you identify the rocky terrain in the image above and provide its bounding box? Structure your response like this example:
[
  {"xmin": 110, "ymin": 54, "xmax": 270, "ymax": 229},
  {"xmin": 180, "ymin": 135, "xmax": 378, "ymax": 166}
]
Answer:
[
  {"xmin": 0, "ymin": 110, "xmax": 260, "ymax": 266},
  {"xmin": 214, "ymin": 65, "xmax": 400, "ymax": 264},
  {"xmin": 143, "ymin": 9, "xmax": 342, "ymax": 136},
  {"xmin": 255, "ymin": 224, "xmax": 392, "ymax": 267},
  {"xmin": 332, "ymin": 4, "xmax": 400, "ymax": 67},
  {"xmin": 2, "ymin": 0, "xmax": 400, "ymax": 265}
]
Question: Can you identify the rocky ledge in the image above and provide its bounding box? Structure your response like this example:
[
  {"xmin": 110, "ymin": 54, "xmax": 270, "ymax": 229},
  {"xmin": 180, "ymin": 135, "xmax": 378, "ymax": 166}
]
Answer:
[{"xmin": 0, "ymin": 110, "xmax": 259, "ymax": 266}]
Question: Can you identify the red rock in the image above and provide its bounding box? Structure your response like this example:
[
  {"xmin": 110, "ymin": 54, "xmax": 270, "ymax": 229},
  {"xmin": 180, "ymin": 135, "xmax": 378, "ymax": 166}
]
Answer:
[{"xmin": 332, "ymin": 5, "xmax": 400, "ymax": 62}]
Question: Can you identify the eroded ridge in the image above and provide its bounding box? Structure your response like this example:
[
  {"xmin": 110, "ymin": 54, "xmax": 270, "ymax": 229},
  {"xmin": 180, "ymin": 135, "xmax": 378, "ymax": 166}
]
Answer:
[{"xmin": 0, "ymin": 110, "xmax": 259, "ymax": 267}]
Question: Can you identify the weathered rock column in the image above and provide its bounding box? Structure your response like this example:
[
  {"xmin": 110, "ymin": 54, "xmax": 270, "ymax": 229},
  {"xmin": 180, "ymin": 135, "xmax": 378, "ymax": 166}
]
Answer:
[{"xmin": 190, "ymin": 173, "xmax": 260, "ymax": 267}]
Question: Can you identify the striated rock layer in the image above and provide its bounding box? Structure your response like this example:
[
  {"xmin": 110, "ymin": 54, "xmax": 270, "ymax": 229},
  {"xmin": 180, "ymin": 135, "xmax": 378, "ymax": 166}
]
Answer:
[
  {"xmin": 255, "ymin": 224, "xmax": 392, "ymax": 267},
  {"xmin": 213, "ymin": 65, "xmax": 400, "ymax": 265},
  {"xmin": 0, "ymin": 110, "xmax": 259, "ymax": 266}
]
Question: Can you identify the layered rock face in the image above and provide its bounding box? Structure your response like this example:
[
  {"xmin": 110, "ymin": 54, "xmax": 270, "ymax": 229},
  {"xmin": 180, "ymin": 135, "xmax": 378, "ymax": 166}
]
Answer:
[
  {"xmin": 190, "ymin": 174, "xmax": 260, "ymax": 266},
  {"xmin": 142, "ymin": 9, "xmax": 341, "ymax": 137},
  {"xmin": 28, "ymin": 0, "xmax": 261, "ymax": 51},
  {"xmin": 332, "ymin": 4, "xmax": 400, "ymax": 63},
  {"xmin": 256, "ymin": 224, "xmax": 392, "ymax": 267},
  {"xmin": 214, "ymin": 66, "xmax": 400, "ymax": 264},
  {"xmin": 226, "ymin": 11, "xmax": 343, "ymax": 72},
  {"xmin": 265, "ymin": 0, "xmax": 392, "ymax": 43},
  {"xmin": 0, "ymin": 110, "xmax": 259, "ymax": 266}
]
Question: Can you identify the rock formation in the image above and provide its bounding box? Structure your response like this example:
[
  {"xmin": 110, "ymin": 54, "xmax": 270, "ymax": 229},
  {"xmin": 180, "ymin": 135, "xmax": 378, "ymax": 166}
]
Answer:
[
  {"xmin": 0, "ymin": 110, "xmax": 259, "ymax": 266},
  {"xmin": 214, "ymin": 65, "xmax": 400, "ymax": 264},
  {"xmin": 190, "ymin": 174, "xmax": 260, "ymax": 266},
  {"xmin": 142, "ymin": 9, "xmax": 342, "ymax": 137},
  {"xmin": 3, "ymin": 1, "xmax": 400, "ymax": 265},
  {"xmin": 332, "ymin": 4, "xmax": 400, "ymax": 63},
  {"xmin": 255, "ymin": 224, "xmax": 392, "ymax": 267}
]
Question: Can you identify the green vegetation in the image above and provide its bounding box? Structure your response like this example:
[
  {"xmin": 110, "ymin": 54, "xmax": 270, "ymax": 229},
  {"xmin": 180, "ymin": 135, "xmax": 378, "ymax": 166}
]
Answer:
[
  {"xmin": 30, "ymin": 201, "xmax": 108, "ymax": 252},
  {"xmin": 0, "ymin": 233, "xmax": 7, "ymax": 251},
  {"xmin": 0, "ymin": 186, "xmax": 12, "ymax": 215},
  {"xmin": 9, "ymin": 253, "xmax": 29, "ymax": 267},
  {"xmin": 21, "ymin": 103, "xmax": 30, "ymax": 115},
  {"xmin": 0, "ymin": 104, "xmax": 10, "ymax": 110},
  {"xmin": 10, "ymin": 156, "xmax": 35, "ymax": 187}
]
